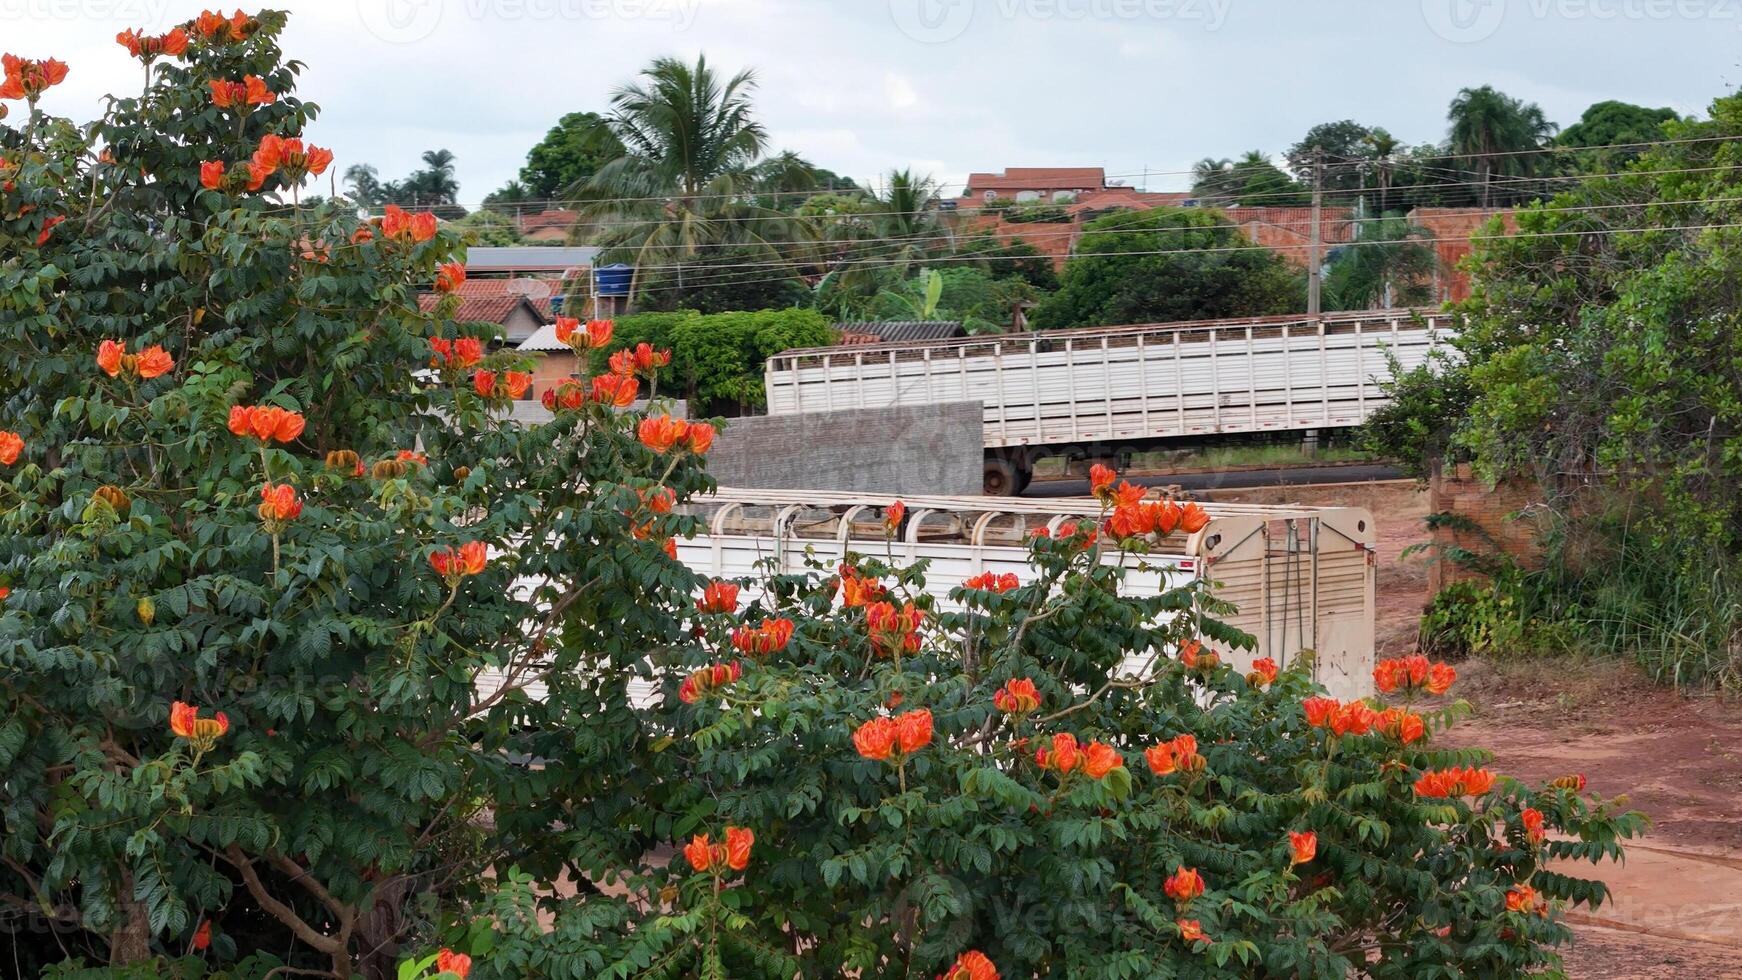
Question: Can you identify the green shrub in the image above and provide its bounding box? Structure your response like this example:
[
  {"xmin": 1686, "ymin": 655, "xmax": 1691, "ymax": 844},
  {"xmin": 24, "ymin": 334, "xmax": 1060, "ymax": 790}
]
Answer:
[{"xmin": 596, "ymin": 308, "xmax": 833, "ymax": 415}]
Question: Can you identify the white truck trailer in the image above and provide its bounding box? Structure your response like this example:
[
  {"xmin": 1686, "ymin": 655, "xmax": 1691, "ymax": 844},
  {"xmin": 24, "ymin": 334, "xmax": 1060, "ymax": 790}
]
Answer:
[{"xmin": 764, "ymin": 310, "xmax": 1451, "ymax": 494}]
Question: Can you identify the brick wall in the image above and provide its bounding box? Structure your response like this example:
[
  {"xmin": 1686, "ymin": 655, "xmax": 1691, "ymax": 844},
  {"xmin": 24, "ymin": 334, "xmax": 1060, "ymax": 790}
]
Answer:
[{"xmin": 1426, "ymin": 461, "xmax": 1543, "ymax": 593}]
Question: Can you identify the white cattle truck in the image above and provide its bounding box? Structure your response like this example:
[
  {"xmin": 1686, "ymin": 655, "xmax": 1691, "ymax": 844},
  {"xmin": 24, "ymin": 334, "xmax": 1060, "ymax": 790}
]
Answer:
[{"xmin": 764, "ymin": 310, "xmax": 1451, "ymax": 494}]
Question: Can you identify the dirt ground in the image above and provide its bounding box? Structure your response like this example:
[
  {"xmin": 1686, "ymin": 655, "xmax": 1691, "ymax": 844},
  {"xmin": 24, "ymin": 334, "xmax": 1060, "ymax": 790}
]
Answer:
[{"xmin": 1211, "ymin": 481, "xmax": 1742, "ymax": 978}]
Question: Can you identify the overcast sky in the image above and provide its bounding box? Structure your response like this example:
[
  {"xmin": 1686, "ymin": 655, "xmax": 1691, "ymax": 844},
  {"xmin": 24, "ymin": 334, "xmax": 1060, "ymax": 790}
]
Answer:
[{"xmin": 10, "ymin": 0, "xmax": 1738, "ymax": 204}]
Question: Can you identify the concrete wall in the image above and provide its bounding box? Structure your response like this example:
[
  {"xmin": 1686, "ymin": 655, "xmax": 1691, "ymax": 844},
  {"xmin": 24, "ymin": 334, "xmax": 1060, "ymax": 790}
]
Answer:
[{"xmin": 710, "ymin": 402, "xmax": 983, "ymax": 496}]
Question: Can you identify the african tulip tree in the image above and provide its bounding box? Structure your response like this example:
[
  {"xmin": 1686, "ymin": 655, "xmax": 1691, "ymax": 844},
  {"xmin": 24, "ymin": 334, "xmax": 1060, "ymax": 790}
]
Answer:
[{"xmin": 1, "ymin": 12, "xmax": 1642, "ymax": 980}]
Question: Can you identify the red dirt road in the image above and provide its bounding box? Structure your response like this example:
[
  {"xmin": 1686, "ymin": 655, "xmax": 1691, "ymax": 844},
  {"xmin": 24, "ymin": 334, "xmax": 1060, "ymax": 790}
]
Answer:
[{"xmin": 1213, "ymin": 482, "xmax": 1742, "ymax": 978}]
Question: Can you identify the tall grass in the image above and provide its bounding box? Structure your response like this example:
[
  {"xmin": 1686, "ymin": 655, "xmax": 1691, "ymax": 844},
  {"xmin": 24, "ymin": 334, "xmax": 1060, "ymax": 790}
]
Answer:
[{"xmin": 1430, "ymin": 514, "xmax": 1742, "ymax": 691}]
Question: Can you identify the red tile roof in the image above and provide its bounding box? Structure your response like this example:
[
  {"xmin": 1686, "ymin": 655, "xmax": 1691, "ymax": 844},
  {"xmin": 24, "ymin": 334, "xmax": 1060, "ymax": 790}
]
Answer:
[
  {"xmin": 417, "ymin": 277, "xmax": 560, "ymax": 324},
  {"xmin": 963, "ymin": 167, "xmax": 1107, "ymax": 192},
  {"xmin": 516, "ymin": 209, "xmax": 579, "ymax": 234}
]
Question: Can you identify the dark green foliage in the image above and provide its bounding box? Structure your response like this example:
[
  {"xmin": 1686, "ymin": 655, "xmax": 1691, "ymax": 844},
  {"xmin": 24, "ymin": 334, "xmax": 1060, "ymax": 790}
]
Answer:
[
  {"xmin": 595, "ymin": 309, "xmax": 833, "ymax": 414},
  {"xmin": 1033, "ymin": 208, "xmax": 1305, "ymax": 329}
]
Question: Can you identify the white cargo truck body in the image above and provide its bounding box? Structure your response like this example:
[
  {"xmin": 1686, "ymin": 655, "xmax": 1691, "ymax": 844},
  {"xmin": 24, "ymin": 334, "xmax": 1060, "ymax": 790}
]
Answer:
[{"xmin": 765, "ymin": 310, "xmax": 1450, "ymax": 491}]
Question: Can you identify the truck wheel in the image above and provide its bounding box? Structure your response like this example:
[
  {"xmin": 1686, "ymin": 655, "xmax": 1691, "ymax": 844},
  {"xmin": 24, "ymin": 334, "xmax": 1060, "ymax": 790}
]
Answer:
[{"xmin": 983, "ymin": 455, "xmax": 1021, "ymax": 496}]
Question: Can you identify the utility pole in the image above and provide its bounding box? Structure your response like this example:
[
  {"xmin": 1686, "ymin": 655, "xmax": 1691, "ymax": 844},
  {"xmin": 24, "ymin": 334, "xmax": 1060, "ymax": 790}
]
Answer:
[{"xmin": 1307, "ymin": 149, "xmax": 1323, "ymax": 316}]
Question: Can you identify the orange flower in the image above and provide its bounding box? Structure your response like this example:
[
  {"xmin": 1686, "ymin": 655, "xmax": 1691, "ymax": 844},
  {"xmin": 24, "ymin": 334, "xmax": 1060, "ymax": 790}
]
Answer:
[
  {"xmin": 435, "ymin": 262, "xmax": 466, "ymax": 293},
  {"xmin": 938, "ymin": 950, "xmax": 998, "ymax": 980},
  {"xmin": 1169, "ymin": 734, "xmax": 1203, "ymax": 772},
  {"xmin": 1088, "ymin": 462, "xmax": 1117, "ymax": 500},
  {"xmin": 1413, "ymin": 765, "xmax": 1498, "ymax": 799},
  {"xmin": 637, "ymin": 414, "xmax": 687, "ymax": 453},
  {"xmin": 964, "ymin": 572, "xmax": 1020, "ymax": 594},
  {"xmin": 696, "ymin": 581, "xmax": 740, "ymax": 615},
  {"xmin": 1426, "ymin": 661, "xmax": 1457, "ymax": 696},
  {"xmin": 0, "ymin": 430, "xmax": 22, "ymax": 466},
  {"xmin": 1144, "ymin": 742, "xmax": 1178, "ymax": 776},
  {"xmin": 1163, "ymin": 866, "xmax": 1205, "ymax": 904},
  {"xmin": 435, "ymin": 949, "xmax": 471, "ymax": 978},
  {"xmin": 191, "ymin": 919, "xmax": 211, "ymax": 951},
  {"xmin": 677, "ymin": 661, "xmax": 742, "ymax": 704},
  {"xmin": 1375, "ymin": 707, "xmax": 1426, "ymax": 745},
  {"xmin": 610, "ymin": 342, "xmax": 671, "ymax": 378},
  {"xmin": 1081, "ymin": 740, "xmax": 1123, "ymax": 779},
  {"xmin": 207, "ymin": 78, "xmax": 243, "ymax": 108},
  {"xmin": 257, "ymin": 483, "xmax": 302, "ymax": 523},
  {"xmin": 683, "ymin": 833, "xmax": 714, "ymax": 872},
  {"xmin": 1301, "ymin": 696, "xmax": 1338, "ymax": 728},
  {"xmin": 554, "ymin": 317, "xmax": 613, "ymax": 351},
  {"xmin": 1288, "ymin": 830, "xmax": 1317, "ymax": 866},
  {"xmin": 430, "ymin": 541, "xmax": 488, "ymax": 583},
  {"xmin": 838, "ymin": 567, "xmax": 886, "ymax": 607},
  {"xmin": 993, "ymin": 678, "xmax": 1041, "ymax": 716},
  {"xmin": 1373, "ymin": 655, "xmax": 1456, "ymax": 697},
  {"xmin": 35, "ymin": 215, "xmax": 63, "ymax": 246},
  {"xmin": 97, "ymin": 339, "xmax": 124, "ymax": 377},
  {"xmin": 724, "ymin": 825, "xmax": 754, "ymax": 871},
  {"xmin": 1246, "ymin": 657, "xmax": 1279, "ymax": 687},
  {"xmin": 227, "ymin": 405, "xmax": 306, "ymax": 444},
  {"xmin": 1178, "ymin": 639, "xmax": 1219, "ymax": 672},
  {"xmin": 193, "ymin": 9, "xmax": 256, "ymax": 42},
  {"xmin": 0, "ymin": 55, "xmax": 69, "ymax": 101},
  {"xmin": 588, "ymin": 372, "xmax": 639, "ymax": 407},
  {"xmin": 895, "ymin": 708, "xmax": 933, "ymax": 754},
  {"xmin": 866, "ymin": 600, "xmax": 923, "ymax": 657},
  {"xmin": 168, "ymin": 700, "xmax": 229, "ymax": 750},
  {"xmin": 135, "ymin": 346, "xmax": 174, "ymax": 379},
  {"xmin": 271, "ymin": 138, "xmax": 332, "ymax": 182},
  {"xmin": 1329, "ymin": 700, "xmax": 1377, "ymax": 737},
  {"xmin": 884, "ymin": 500, "xmax": 906, "ymax": 536},
  {"xmin": 118, "ymin": 28, "xmax": 189, "ymax": 61},
  {"xmin": 0, "ymin": 587, "xmax": 10, "ymax": 602},
  {"xmin": 684, "ymin": 828, "xmax": 754, "ymax": 874},
  {"xmin": 200, "ymin": 160, "xmax": 226, "ymax": 190},
  {"xmin": 1520, "ymin": 807, "xmax": 1546, "ymax": 846},
  {"xmin": 730, "ymin": 617, "xmax": 794, "ymax": 657},
  {"xmin": 381, "ymin": 204, "xmax": 438, "ymax": 243},
  {"xmin": 1177, "ymin": 501, "xmax": 1211, "ymax": 534},
  {"xmin": 504, "ymin": 372, "xmax": 533, "ymax": 399},
  {"xmin": 252, "ymin": 133, "xmax": 284, "ymax": 171},
  {"xmin": 244, "ymin": 74, "xmax": 274, "ymax": 104},
  {"xmin": 1034, "ymin": 732, "xmax": 1080, "ymax": 773},
  {"xmin": 853, "ymin": 716, "xmax": 897, "ymax": 761},
  {"xmin": 471, "ymin": 370, "xmax": 497, "ymax": 398},
  {"xmin": 684, "ymin": 421, "xmax": 715, "ymax": 455},
  {"xmin": 1177, "ymin": 919, "xmax": 1209, "ymax": 944},
  {"xmin": 1504, "ymin": 884, "xmax": 1545, "ymax": 916}
]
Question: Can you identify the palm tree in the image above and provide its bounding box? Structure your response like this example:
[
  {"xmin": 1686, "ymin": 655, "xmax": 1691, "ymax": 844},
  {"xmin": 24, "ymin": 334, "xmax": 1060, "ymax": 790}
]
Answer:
[
  {"xmin": 1364, "ymin": 128, "xmax": 1400, "ymax": 214},
  {"xmin": 568, "ymin": 55, "xmax": 784, "ymax": 296},
  {"xmin": 809, "ymin": 169, "xmax": 946, "ymax": 318},
  {"xmin": 1323, "ymin": 215, "xmax": 1440, "ymax": 310},
  {"xmin": 1448, "ymin": 86, "xmax": 1559, "ymax": 207},
  {"xmin": 412, "ymin": 149, "xmax": 459, "ymax": 204}
]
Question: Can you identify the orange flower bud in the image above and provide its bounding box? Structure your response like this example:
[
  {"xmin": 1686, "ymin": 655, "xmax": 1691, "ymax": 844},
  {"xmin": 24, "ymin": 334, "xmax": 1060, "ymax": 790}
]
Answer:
[
  {"xmin": 93, "ymin": 485, "xmax": 131, "ymax": 517},
  {"xmin": 1246, "ymin": 657, "xmax": 1279, "ymax": 687}
]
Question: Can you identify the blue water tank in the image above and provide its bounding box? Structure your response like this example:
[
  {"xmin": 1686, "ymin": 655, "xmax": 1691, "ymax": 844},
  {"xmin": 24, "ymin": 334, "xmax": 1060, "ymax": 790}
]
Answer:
[{"xmin": 594, "ymin": 263, "xmax": 634, "ymax": 297}]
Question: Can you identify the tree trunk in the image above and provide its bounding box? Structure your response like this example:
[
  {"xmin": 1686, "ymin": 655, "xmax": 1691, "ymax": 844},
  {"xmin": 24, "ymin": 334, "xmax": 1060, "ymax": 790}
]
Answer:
[{"xmin": 108, "ymin": 868, "xmax": 152, "ymax": 965}]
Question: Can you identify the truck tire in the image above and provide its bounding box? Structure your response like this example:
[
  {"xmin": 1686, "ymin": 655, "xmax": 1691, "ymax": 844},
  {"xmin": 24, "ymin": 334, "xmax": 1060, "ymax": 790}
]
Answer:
[{"xmin": 983, "ymin": 455, "xmax": 1021, "ymax": 496}]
